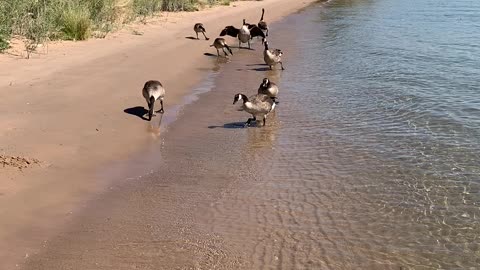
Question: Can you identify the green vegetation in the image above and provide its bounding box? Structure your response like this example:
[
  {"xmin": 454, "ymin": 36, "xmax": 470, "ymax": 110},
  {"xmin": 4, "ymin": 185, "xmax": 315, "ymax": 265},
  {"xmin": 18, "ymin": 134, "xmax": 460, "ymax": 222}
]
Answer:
[{"xmin": 0, "ymin": 0, "xmax": 235, "ymax": 54}]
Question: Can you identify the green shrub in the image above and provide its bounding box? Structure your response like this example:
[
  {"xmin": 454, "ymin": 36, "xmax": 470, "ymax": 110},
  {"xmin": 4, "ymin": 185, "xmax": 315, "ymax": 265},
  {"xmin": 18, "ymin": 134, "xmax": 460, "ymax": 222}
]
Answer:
[
  {"xmin": 0, "ymin": 0, "xmax": 235, "ymax": 55},
  {"xmin": 60, "ymin": 3, "xmax": 92, "ymax": 40},
  {"xmin": 133, "ymin": 0, "xmax": 163, "ymax": 17},
  {"xmin": 161, "ymin": 0, "xmax": 197, "ymax": 11}
]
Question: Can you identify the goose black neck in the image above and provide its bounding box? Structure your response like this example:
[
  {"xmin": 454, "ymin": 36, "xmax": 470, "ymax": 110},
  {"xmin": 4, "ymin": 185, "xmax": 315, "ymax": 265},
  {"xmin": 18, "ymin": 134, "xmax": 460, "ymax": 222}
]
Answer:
[{"xmin": 261, "ymin": 9, "xmax": 265, "ymax": 21}]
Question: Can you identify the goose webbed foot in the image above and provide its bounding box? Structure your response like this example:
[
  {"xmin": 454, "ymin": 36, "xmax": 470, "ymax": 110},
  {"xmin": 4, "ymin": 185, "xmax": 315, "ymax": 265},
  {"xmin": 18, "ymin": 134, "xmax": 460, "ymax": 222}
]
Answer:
[{"xmin": 245, "ymin": 117, "xmax": 256, "ymax": 127}]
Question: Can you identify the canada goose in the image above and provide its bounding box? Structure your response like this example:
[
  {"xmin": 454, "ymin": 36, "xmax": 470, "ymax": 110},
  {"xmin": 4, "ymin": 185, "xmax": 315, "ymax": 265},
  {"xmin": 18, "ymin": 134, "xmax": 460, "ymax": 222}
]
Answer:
[
  {"xmin": 258, "ymin": 78, "xmax": 279, "ymax": 102},
  {"xmin": 193, "ymin": 23, "xmax": 209, "ymax": 40},
  {"xmin": 210, "ymin": 38, "xmax": 233, "ymax": 57},
  {"xmin": 263, "ymin": 40, "xmax": 284, "ymax": 70},
  {"xmin": 233, "ymin": 93, "xmax": 275, "ymax": 126},
  {"xmin": 220, "ymin": 19, "xmax": 265, "ymax": 49},
  {"xmin": 142, "ymin": 80, "xmax": 165, "ymax": 121},
  {"xmin": 258, "ymin": 8, "xmax": 269, "ymax": 36}
]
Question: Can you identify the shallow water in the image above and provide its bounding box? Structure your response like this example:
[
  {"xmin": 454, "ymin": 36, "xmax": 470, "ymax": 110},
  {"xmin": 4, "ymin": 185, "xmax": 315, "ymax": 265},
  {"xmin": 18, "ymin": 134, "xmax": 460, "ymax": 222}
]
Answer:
[
  {"xmin": 201, "ymin": 0, "xmax": 480, "ymax": 269},
  {"xmin": 22, "ymin": 1, "xmax": 480, "ymax": 269}
]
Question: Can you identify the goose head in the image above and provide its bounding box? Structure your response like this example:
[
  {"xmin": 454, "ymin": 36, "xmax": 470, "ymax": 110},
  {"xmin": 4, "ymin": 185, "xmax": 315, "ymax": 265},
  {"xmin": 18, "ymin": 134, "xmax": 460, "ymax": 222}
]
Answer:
[
  {"xmin": 233, "ymin": 94, "xmax": 247, "ymax": 104},
  {"xmin": 261, "ymin": 78, "xmax": 270, "ymax": 88}
]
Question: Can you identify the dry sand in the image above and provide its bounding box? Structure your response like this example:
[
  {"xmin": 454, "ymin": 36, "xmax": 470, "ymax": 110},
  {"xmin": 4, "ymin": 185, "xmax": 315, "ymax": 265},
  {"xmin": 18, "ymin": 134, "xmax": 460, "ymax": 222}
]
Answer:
[{"xmin": 0, "ymin": 0, "xmax": 318, "ymax": 268}]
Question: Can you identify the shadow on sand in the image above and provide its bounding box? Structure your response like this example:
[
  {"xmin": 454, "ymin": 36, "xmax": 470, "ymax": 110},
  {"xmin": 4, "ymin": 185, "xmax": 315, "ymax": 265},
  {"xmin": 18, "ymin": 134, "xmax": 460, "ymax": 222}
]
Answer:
[
  {"xmin": 208, "ymin": 121, "xmax": 261, "ymax": 129},
  {"xmin": 124, "ymin": 106, "xmax": 149, "ymax": 121},
  {"xmin": 185, "ymin": 36, "xmax": 198, "ymax": 40}
]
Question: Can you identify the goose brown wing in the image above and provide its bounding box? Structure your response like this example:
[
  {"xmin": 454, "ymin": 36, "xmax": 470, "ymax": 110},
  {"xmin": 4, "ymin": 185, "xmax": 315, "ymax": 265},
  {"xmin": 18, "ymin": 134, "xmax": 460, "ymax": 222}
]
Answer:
[
  {"xmin": 220, "ymin": 26, "xmax": 239, "ymax": 37},
  {"xmin": 249, "ymin": 26, "xmax": 266, "ymax": 39},
  {"xmin": 250, "ymin": 94, "xmax": 273, "ymax": 113}
]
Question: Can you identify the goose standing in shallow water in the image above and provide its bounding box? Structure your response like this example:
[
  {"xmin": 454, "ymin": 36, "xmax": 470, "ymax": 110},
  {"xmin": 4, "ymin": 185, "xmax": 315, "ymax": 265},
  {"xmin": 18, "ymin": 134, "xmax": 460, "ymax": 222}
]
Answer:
[
  {"xmin": 263, "ymin": 40, "xmax": 284, "ymax": 70},
  {"xmin": 142, "ymin": 80, "xmax": 165, "ymax": 121},
  {"xmin": 258, "ymin": 8, "xmax": 269, "ymax": 37},
  {"xmin": 233, "ymin": 93, "xmax": 275, "ymax": 126},
  {"xmin": 258, "ymin": 78, "xmax": 279, "ymax": 103},
  {"xmin": 210, "ymin": 38, "xmax": 233, "ymax": 57},
  {"xmin": 220, "ymin": 19, "xmax": 265, "ymax": 49},
  {"xmin": 193, "ymin": 23, "xmax": 209, "ymax": 40}
]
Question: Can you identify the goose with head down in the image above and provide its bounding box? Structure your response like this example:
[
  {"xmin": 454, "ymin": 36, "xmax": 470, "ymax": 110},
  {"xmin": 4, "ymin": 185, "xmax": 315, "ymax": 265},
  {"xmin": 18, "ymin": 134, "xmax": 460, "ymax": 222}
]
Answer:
[
  {"xmin": 142, "ymin": 80, "xmax": 166, "ymax": 121},
  {"xmin": 210, "ymin": 38, "xmax": 233, "ymax": 57},
  {"xmin": 233, "ymin": 93, "xmax": 275, "ymax": 126},
  {"xmin": 193, "ymin": 23, "xmax": 209, "ymax": 40}
]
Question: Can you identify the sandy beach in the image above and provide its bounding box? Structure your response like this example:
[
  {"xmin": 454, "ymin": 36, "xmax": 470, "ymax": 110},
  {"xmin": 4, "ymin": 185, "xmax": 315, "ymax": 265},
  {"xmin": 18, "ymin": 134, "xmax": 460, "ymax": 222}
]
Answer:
[{"xmin": 0, "ymin": 0, "xmax": 318, "ymax": 268}]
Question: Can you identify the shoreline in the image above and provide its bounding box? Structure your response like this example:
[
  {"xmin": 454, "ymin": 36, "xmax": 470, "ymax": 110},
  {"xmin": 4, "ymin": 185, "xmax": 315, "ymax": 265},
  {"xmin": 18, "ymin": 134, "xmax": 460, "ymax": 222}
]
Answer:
[{"xmin": 0, "ymin": 0, "xmax": 319, "ymax": 268}]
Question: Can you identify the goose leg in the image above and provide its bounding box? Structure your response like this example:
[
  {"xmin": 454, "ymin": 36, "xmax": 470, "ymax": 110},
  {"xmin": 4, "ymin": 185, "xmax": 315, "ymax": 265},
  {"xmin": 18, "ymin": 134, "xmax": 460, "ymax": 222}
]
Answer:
[
  {"xmin": 280, "ymin": 62, "xmax": 285, "ymax": 70},
  {"xmin": 196, "ymin": 32, "xmax": 199, "ymax": 40},
  {"xmin": 202, "ymin": 32, "xmax": 209, "ymax": 40},
  {"xmin": 216, "ymin": 48, "xmax": 220, "ymax": 56},
  {"xmin": 263, "ymin": 115, "xmax": 267, "ymax": 126},
  {"xmin": 223, "ymin": 48, "xmax": 228, "ymax": 57},
  {"xmin": 269, "ymin": 65, "xmax": 273, "ymax": 70},
  {"xmin": 245, "ymin": 116, "xmax": 256, "ymax": 127},
  {"xmin": 248, "ymin": 40, "xmax": 251, "ymax": 49},
  {"xmin": 159, "ymin": 99, "xmax": 164, "ymax": 114},
  {"xmin": 239, "ymin": 40, "xmax": 241, "ymax": 49}
]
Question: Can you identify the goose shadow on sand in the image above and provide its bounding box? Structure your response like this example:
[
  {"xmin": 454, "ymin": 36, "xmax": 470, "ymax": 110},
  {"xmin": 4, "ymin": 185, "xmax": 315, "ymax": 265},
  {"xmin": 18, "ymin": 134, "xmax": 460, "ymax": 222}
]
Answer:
[
  {"xmin": 203, "ymin": 53, "xmax": 232, "ymax": 63},
  {"xmin": 238, "ymin": 63, "xmax": 272, "ymax": 72},
  {"xmin": 208, "ymin": 121, "xmax": 261, "ymax": 129},
  {"xmin": 124, "ymin": 106, "xmax": 149, "ymax": 121},
  {"xmin": 235, "ymin": 47, "xmax": 255, "ymax": 51},
  {"xmin": 185, "ymin": 36, "xmax": 199, "ymax": 40}
]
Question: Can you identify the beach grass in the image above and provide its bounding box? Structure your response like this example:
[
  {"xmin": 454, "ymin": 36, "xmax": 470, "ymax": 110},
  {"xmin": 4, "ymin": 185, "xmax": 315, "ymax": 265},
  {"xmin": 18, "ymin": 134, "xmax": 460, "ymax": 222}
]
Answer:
[{"xmin": 0, "ymin": 0, "xmax": 236, "ymax": 53}]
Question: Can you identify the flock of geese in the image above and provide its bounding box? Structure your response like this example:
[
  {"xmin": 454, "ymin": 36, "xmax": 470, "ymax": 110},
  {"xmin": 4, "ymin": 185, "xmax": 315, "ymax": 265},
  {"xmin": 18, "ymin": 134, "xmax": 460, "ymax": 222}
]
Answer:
[{"xmin": 142, "ymin": 8, "xmax": 283, "ymax": 127}]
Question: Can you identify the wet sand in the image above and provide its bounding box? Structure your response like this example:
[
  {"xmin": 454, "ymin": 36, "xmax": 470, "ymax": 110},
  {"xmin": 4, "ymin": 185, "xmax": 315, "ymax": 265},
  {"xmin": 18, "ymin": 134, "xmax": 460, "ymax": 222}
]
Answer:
[
  {"xmin": 20, "ymin": 7, "xmax": 335, "ymax": 266},
  {"xmin": 22, "ymin": 43, "xmax": 283, "ymax": 269},
  {"xmin": 0, "ymin": 0, "xmax": 319, "ymax": 268}
]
